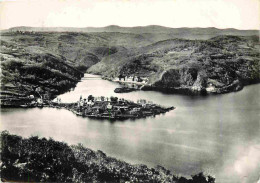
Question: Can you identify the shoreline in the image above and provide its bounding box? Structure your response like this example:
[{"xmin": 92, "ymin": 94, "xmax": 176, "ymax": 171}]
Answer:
[
  {"xmin": 100, "ymin": 74, "xmax": 260, "ymax": 96},
  {"xmin": 1, "ymin": 131, "xmax": 215, "ymax": 183}
]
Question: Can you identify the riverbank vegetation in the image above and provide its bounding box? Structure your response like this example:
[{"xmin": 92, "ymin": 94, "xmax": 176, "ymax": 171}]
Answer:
[{"xmin": 1, "ymin": 131, "xmax": 215, "ymax": 182}]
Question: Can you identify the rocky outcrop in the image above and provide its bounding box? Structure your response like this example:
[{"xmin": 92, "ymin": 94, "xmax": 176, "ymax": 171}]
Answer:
[
  {"xmin": 144, "ymin": 63, "xmax": 253, "ymax": 95},
  {"xmin": 191, "ymin": 71, "xmax": 208, "ymax": 92},
  {"xmin": 142, "ymin": 68, "xmax": 208, "ymax": 95},
  {"xmin": 153, "ymin": 67, "xmax": 198, "ymax": 88}
]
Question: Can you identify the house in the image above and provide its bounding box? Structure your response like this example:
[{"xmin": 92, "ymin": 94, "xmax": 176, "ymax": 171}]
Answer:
[
  {"xmin": 77, "ymin": 96, "xmax": 85, "ymax": 107},
  {"xmin": 104, "ymin": 97, "xmax": 111, "ymax": 102},
  {"xmin": 87, "ymin": 101, "xmax": 94, "ymax": 106},
  {"xmin": 127, "ymin": 83, "xmax": 133, "ymax": 87},
  {"xmin": 137, "ymin": 99, "xmax": 147, "ymax": 107},
  {"xmin": 113, "ymin": 77, "xmax": 120, "ymax": 82},
  {"xmin": 107, "ymin": 103, "xmax": 113, "ymax": 110},
  {"xmin": 92, "ymin": 106, "xmax": 102, "ymax": 113},
  {"xmin": 133, "ymin": 84, "xmax": 139, "ymax": 89},
  {"xmin": 137, "ymin": 99, "xmax": 146, "ymax": 105},
  {"xmin": 128, "ymin": 76, "xmax": 133, "ymax": 81},
  {"xmin": 206, "ymin": 84, "xmax": 215, "ymax": 92},
  {"xmin": 84, "ymin": 106, "xmax": 93, "ymax": 115},
  {"xmin": 129, "ymin": 110, "xmax": 138, "ymax": 115},
  {"xmin": 37, "ymin": 98, "xmax": 43, "ymax": 104},
  {"xmin": 133, "ymin": 107, "xmax": 141, "ymax": 112},
  {"xmin": 113, "ymin": 105, "xmax": 129, "ymax": 113},
  {"xmin": 118, "ymin": 74, "xmax": 125, "ymax": 81},
  {"xmin": 80, "ymin": 100, "xmax": 84, "ymax": 107},
  {"xmin": 96, "ymin": 97, "xmax": 102, "ymax": 102},
  {"xmin": 141, "ymin": 78, "xmax": 148, "ymax": 84},
  {"xmin": 56, "ymin": 98, "xmax": 61, "ymax": 104}
]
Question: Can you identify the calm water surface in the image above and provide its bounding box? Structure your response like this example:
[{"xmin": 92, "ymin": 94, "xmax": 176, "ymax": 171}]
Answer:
[{"xmin": 1, "ymin": 74, "xmax": 260, "ymax": 183}]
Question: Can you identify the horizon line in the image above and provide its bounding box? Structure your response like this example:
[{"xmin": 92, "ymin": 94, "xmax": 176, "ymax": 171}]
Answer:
[{"xmin": 1, "ymin": 25, "xmax": 259, "ymax": 31}]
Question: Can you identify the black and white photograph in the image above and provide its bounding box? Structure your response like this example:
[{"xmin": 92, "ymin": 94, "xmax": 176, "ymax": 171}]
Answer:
[{"xmin": 0, "ymin": 0, "xmax": 259, "ymax": 182}]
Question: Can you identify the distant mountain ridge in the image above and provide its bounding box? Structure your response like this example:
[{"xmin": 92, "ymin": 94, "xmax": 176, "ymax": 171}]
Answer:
[{"xmin": 4, "ymin": 25, "xmax": 259, "ymax": 37}]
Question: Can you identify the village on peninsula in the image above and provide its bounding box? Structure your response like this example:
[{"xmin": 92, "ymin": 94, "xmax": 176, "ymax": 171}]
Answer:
[
  {"xmin": 1, "ymin": 88, "xmax": 174, "ymax": 120},
  {"xmin": 64, "ymin": 95, "xmax": 174, "ymax": 120}
]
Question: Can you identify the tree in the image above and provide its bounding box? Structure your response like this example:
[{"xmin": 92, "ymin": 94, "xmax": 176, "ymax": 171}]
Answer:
[
  {"xmin": 191, "ymin": 172, "xmax": 215, "ymax": 183},
  {"xmin": 110, "ymin": 96, "xmax": 118, "ymax": 103},
  {"xmin": 88, "ymin": 95, "xmax": 94, "ymax": 101}
]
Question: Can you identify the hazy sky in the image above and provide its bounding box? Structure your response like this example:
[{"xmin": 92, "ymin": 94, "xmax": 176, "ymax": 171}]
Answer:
[{"xmin": 0, "ymin": 0, "xmax": 259, "ymax": 30}]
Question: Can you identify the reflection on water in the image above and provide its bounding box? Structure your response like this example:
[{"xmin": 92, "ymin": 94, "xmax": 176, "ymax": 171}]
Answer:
[{"xmin": 1, "ymin": 74, "xmax": 260, "ymax": 183}]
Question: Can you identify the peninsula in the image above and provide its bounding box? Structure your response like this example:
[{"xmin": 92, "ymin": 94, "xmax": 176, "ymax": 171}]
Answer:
[
  {"xmin": 1, "ymin": 94, "xmax": 174, "ymax": 120},
  {"xmin": 60, "ymin": 95, "xmax": 174, "ymax": 120}
]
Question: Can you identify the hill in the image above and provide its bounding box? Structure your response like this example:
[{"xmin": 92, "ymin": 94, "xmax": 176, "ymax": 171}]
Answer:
[
  {"xmin": 0, "ymin": 27, "xmax": 259, "ymax": 98},
  {"xmin": 0, "ymin": 30, "xmax": 170, "ymax": 100},
  {"xmin": 88, "ymin": 35, "xmax": 260, "ymax": 94},
  {"xmin": 0, "ymin": 38, "xmax": 83, "ymax": 101},
  {"xmin": 1, "ymin": 131, "xmax": 215, "ymax": 183}
]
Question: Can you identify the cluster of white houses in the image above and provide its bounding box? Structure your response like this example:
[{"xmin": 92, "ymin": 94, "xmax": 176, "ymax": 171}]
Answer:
[
  {"xmin": 77, "ymin": 96, "xmax": 153, "ymax": 107},
  {"xmin": 113, "ymin": 75, "xmax": 149, "ymax": 84}
]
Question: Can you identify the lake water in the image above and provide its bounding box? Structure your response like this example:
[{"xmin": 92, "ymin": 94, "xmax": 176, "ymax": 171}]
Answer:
[{"xmin": 1, "ymin": 74, "xmax": 260, "ymax": 183}]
